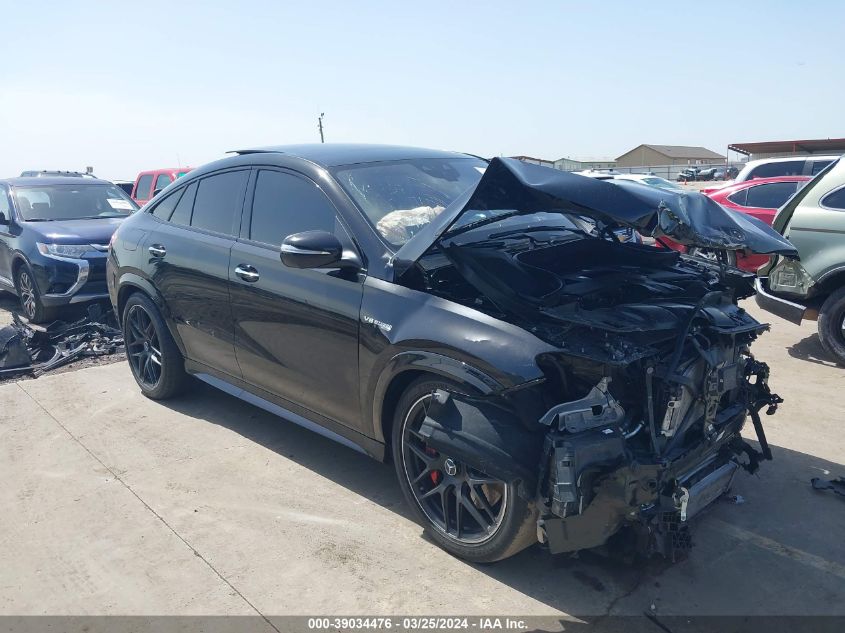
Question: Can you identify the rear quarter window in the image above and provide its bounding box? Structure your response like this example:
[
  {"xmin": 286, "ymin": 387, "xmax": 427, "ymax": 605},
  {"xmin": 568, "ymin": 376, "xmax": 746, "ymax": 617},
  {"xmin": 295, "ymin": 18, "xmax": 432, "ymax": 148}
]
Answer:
[
  {"xmin": 821, "ymin": 186, "xmax": 845, "ymax": 210},
  {"xmin": 190, "ymin": 171, "xmax": 249, "ymax": 236},
  {"xmin": 150, "ymin": 188, "xmax": 184, "ymax": 221},
  {"xmin": 169, "ymin": 182, "xmax": 197, "ymax": 226}
]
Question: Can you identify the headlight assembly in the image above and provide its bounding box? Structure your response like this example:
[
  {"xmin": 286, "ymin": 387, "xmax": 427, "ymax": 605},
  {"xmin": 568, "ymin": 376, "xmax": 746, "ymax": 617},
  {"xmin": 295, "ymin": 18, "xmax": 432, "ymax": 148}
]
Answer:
[{"xmin": 36, "ymin": 243, "xmax": 92, "ymax": 259}]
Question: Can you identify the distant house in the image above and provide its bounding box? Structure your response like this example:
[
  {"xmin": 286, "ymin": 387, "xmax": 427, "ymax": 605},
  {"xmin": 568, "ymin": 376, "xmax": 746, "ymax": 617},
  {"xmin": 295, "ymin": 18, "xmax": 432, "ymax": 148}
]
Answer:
[
  {"xmin": 554, "ymin": 157, "xmax": 617, "ymax": 171},
  {"xmin": 615, "ymin": 144, "xmax": 725, "ymax": 167},
  {"xmin": 510, "ymin": 155, "xmax": 555, "ymax": 168}
]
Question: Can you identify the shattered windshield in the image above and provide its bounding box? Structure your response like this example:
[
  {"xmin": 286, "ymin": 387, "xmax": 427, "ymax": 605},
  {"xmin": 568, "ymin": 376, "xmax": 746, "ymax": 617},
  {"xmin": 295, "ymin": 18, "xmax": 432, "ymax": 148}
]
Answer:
[
  {"xmin": 333, "ymin": 157, "xmax": 487, "ymax": 246},
  {"xmin": 13, "ymin": 184, "xmax": 138, "ymax": 221}
]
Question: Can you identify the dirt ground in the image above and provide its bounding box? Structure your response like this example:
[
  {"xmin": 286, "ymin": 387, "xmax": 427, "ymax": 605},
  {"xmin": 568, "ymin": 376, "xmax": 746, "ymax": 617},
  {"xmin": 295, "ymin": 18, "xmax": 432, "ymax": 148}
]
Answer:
[{"xmin": 0, "ymin": 295, "xmax": 843, "ymax": 626}]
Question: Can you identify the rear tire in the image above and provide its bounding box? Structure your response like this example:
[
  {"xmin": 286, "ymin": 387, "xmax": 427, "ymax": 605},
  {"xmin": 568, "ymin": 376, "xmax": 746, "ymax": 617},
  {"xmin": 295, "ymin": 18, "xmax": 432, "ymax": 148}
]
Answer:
[
  {"xmin": 391, "ymin": 377, "xmax": 537, "ymax": 563},
  {"xmin": 818, "ymin": 287, "xmax": 845, "ymax": 366},
  {"xmin": 15, "ymin": 264, "xmax": 57, "ymax": 324},
  {"xmin": 122, "ymin": 292, "xmax": 188, "ymax": 399}
]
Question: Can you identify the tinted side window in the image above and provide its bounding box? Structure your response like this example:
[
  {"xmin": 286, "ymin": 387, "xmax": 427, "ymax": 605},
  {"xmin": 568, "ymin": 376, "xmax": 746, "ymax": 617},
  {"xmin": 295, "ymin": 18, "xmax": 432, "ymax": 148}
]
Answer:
[
  {"xmin": 747, "ymin": 160, "xmax": 804, "ymax": 179},
  {"xmin": 821, "ymin": 187, "xmax": 845, "ymax": 210},
  {"xmin": 135, "ymin": 174, "xmax": 153, "ymax": 199},
  {"xmin": 191, "ymin": 171, "xmax": 249, "ymax": 236},
  {"xmin": 154, "ymin": 174, "xmax": 172, "ymax": 193},
  {"xmin": 745, "ymin": 182, "xmax": 798, "ymax": 209},
  {"xmin": 249, "ymin": 170, "xmax": 337, "ymax": 245},
  {"xmin": 151, "ymin": 188, "xmax": 184, "ymax": 220},
  {"xmin": 726, "ymin": 188, "xmax": 747, "ymax": 206},
  {"xmin": 169, "ymin": 182, "xmax": 197, "ymax": 226}
]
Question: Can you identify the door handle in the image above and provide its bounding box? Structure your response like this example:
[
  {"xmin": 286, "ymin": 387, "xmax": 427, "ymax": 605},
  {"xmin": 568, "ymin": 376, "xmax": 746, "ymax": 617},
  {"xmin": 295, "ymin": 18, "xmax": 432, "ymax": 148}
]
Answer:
[
  {"xmin": 235, "ymin": 264, "xmax": 260, "ymax": 282},
  {"xmin": 148, "ymin": 244, "xmax": 166, "ymax": 258}
]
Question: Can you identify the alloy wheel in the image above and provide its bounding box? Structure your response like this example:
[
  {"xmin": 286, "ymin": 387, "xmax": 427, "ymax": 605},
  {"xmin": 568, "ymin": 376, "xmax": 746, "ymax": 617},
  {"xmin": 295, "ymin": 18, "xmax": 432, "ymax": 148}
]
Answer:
[
  {"xmin": 400, "ymin": 394, "xmax": 508, "ymax": 544},
  {"xmin": 125, "ymin": 305, "xmax": 163, "ymax": 388},
  {"xmin": 18, "ymin": 271, "xmax": 36, "ymax": 319}
]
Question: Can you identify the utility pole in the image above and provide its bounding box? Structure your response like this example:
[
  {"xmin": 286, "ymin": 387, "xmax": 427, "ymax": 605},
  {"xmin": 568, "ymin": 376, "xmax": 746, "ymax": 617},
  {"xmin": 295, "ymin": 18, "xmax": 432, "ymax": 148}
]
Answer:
[{"xmin": 318, "ymin": 112, "xmax": 325, "ymax": 143}]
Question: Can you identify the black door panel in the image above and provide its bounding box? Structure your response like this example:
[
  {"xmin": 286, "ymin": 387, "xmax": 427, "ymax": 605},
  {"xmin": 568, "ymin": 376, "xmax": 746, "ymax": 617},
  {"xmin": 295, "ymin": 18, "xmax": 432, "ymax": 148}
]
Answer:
[
  {"xmin": 228, "ymin": 168, "xmax": 363, "ymax": 431},
  {"xmin": 145, "ymin": 169, "xmax": 250, "ymax": 379},
  {"xmin": 229, "ymin": 241, "xmax": 363, "ymax": 430},
  {"xmin": 148, "ymin": 222, "xmax": 240, "ymax": 376}
]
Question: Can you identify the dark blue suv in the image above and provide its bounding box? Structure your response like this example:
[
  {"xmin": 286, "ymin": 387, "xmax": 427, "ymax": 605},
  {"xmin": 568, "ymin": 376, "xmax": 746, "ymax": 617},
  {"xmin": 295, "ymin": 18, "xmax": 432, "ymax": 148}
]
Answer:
[{"xmin": 0, "ymin": 177, "xmax": 138, "ymax": 322}]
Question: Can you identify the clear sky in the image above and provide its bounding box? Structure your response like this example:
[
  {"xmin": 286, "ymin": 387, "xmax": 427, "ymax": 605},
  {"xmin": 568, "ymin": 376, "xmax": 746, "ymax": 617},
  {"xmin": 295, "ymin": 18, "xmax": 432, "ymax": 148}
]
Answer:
[{"xmin": 1, "ymin": 0, "xmax": 842, "ymax": 180}]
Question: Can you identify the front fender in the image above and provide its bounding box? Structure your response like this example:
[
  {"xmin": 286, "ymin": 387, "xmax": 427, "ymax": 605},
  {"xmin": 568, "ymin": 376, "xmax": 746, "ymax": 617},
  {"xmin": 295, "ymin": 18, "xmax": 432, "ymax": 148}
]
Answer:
[
  {"xmin": 369, "ymin": 350, "xmax": 503, "ymax": 444},
  {"xmin": 359, "ymin": 277, "xmax": 554, "ymax": 443}
]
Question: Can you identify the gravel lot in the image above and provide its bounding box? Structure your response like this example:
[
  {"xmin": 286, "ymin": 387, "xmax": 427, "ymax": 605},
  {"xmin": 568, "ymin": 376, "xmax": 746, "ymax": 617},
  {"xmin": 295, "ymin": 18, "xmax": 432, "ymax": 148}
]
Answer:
[{"xmin": 1, "ymin": 295, "xmax": 843, "ymax": 622}]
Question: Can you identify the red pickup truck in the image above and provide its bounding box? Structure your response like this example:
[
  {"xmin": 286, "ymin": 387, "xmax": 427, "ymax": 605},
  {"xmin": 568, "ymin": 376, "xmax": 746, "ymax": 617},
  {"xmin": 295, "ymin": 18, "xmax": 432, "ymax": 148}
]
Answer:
[{"xmin": 131, "ymin": 167, "xmax": 192, "ymax": 206}]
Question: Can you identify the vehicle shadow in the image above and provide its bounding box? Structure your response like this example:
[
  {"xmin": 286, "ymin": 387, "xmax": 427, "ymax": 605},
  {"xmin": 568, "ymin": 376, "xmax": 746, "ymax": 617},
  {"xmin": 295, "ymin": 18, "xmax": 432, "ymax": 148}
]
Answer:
[
  {"xmin": 160, "ymin": 380, "xmax": 845, "ymax": 618},
  {"xmin": 786, "ymin": 332, "xmax": 843, "ymax": 368}
]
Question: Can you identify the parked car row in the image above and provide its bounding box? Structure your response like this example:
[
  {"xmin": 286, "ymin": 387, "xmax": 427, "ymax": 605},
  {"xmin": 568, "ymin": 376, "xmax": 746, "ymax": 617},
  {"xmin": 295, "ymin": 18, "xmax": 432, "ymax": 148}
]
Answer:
[
  {"xmin": 733, "ymin": 155, "xmax": 838, "ymax": 183},
  {"xmin": 0, "ymin": 165, "xmax": 195, "ymax": 322},
  {"xmin": 676, "ymin": 165, "xmax": 739, "ymax": 182}
]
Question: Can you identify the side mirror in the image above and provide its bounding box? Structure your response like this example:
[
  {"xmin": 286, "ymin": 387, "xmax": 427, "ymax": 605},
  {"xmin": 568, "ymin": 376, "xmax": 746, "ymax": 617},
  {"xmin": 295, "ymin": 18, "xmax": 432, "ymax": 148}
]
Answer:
[
  {"xmin": 0, "ymin": 211, "xmax": 7, "ymax": 225},
  {"xmin": 280, "ymin": 230, "xmax": 344, "ymax": 269},
  {"xmin": 152, "ymin": 188, "xmax": 163, "ymax": 197}
]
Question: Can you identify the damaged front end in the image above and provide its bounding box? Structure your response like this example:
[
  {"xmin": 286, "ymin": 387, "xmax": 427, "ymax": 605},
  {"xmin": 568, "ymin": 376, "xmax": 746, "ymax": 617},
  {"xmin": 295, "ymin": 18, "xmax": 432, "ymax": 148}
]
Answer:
[
  {"xmin": 402, "ymin": 158, "xmax": 792, "ymax": 560},
  {"xmin": 420, "ymin": 311, "xmax": 781, "ymax": 560}
]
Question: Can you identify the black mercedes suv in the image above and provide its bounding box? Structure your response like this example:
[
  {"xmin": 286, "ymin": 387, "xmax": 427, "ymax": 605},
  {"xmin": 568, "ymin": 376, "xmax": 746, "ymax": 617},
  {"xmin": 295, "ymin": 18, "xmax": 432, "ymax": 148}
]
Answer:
[
  {"xmin": 108, "ymin": 144, "xmax": 794, "ymax": 562},
  {"xmin": 1, "ymin": 177, "xmax": 137, "ymax": 322}
]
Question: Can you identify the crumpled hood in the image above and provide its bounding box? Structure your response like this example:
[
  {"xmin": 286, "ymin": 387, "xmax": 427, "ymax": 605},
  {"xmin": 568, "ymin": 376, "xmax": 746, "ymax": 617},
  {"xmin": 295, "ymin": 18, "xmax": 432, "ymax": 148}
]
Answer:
[{"xmin": 393, "ymin": 157, "xmax": 797, "ymax": 275}]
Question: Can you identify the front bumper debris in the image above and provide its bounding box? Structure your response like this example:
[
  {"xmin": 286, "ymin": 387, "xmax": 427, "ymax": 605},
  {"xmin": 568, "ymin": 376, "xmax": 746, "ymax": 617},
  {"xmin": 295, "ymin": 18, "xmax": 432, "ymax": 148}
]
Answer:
[
  {"xmin": 0, "ymin": 305, "xmax": 123, "ymax": 380},
  {"xmin": 419, "ymin": 353, "xmax": 781, "ymax": 561}
]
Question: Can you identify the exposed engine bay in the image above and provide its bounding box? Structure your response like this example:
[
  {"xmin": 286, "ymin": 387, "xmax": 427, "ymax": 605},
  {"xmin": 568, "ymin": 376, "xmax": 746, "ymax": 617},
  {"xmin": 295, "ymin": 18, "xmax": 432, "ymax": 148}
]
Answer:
[{"xmin": 395, "ymin": 164, "xmax": 789, "ymax": 559}]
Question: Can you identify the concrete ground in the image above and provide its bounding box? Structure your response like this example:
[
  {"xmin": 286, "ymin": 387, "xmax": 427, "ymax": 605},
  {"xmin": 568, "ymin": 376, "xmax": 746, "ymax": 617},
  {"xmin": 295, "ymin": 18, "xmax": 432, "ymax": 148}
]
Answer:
[{"xmin": 0, "ymin": 297, "xmax": 843, "ymax": 621}]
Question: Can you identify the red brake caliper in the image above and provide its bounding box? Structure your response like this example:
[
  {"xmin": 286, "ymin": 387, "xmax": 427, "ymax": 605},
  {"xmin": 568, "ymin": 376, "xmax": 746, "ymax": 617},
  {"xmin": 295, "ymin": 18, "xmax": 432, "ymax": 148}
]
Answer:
[{"xmin": 426, "ymin": 447, "xmax": 441, "ymax": 484}]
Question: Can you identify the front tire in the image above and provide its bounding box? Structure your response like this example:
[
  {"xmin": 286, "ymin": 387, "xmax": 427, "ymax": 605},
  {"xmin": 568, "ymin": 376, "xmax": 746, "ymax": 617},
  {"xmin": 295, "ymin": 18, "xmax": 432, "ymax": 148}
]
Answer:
[
  {"xmin": 818, "ymin": 287, "xmax": 845, "ymax": 366},
  {"xmin": 15, "ymin": 265, "xmax": 57, "ymax": 323},
  {"xmin": 122, "ymin": 293, "xmax": 188, "ymax": 399},
  {"xmin": 391, "ymin": 377, "xmax": 537, "ymax": 563}
]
